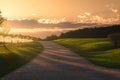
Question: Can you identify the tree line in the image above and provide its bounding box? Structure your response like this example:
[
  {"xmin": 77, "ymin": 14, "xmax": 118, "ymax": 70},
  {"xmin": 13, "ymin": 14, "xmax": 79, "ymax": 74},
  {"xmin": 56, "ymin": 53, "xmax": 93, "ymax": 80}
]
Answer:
[
  {"xmin": 44, "ymin": 25, "xmax": 120, "ymax": 48},
  {"xmin": 44, "ymin": 25, "xmax": 120, "ymax": 40},
  {"xmin": 59, "ymin": 25, "xmax": 120, "ymax": 38},
  {"xmin": 0, "ymin": 11, "xmax": 41, "ymax": 47}
]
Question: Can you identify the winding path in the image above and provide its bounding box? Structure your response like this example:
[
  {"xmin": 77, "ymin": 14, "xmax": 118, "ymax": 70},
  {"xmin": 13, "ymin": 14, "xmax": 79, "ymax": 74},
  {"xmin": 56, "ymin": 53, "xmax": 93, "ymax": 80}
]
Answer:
[{"xmin": 1, "ymin": 41, "xmax": 120, "ymax": 80}]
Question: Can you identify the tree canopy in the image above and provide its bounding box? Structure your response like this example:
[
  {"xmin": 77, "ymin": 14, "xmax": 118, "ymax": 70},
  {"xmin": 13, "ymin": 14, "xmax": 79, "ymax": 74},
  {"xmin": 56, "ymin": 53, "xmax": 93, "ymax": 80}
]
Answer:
[
  {"xmin": 0, "ymin": 11, "xmax": 10, "ymax": 35},
  {"xmin": 59, "ymin": 25, "xmax": 120, "ymax": 38}
]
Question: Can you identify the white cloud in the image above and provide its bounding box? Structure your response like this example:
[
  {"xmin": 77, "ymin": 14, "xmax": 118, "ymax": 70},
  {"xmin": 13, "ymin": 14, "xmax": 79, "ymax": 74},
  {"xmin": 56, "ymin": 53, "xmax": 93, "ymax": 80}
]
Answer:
[
  {"xmin": 37, "ymin": 18, "xmax": 66, "ymax": 24},
  {"xmin": 84, "ymin": 12, "xmax": 91, "ymax": 16},
  {"xmin": 111, "ymin": 8, "xmax": 118, "ymax": 13},
  {"xmin": 77, "ymin": 15, "xmax": 86, "ymax": 18},
  {"xmin": 106, "ymin": 4, "xmax": 119, "ymax": 13},
  {"xmin": 77, "ymin": 13, "xmax": 120, "ymax": 24}
]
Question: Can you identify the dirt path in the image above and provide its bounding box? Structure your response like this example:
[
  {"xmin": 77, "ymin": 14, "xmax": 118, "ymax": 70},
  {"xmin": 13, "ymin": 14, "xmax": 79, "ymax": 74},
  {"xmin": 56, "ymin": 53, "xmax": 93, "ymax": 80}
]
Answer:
[{"xmin": 1, "ymin": 41, "xmax": 120, "ymax": 80}]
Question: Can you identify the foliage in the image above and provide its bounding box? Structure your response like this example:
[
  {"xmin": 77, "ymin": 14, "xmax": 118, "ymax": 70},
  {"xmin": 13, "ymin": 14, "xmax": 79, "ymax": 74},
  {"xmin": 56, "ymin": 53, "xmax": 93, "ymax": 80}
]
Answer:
[
  {"xmin": 108, "ymin": 33, "xmax": 120, "ymax": 48},
  {"xmin": 44, "ymin": 35, "xmax": 58, "ymax": 40},
  {"xmin": 0, "ymin": 11, "xmax": 10, "ymax": 34},
  {"xmin": 59, "ymin": 25, "xmax": 120, "ymax": 38},
  {"xmin": 54, "ymin": 38, "xmax": 120, "ymax": 68},
  {"xmin": 0, "ymin": 11, "xmax": 6, "ymax": 25},
  {"xmin": 0, "ymin": 11, "xmax": 10, "ymax": 47}
]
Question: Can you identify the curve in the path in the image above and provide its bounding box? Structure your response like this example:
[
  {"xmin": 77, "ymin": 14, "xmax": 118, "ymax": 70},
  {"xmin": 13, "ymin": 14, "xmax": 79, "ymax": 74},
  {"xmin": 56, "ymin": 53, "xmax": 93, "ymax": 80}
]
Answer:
[{"xmin": 1, "ymin": 41, "xmax": 120, "ymax": 80}]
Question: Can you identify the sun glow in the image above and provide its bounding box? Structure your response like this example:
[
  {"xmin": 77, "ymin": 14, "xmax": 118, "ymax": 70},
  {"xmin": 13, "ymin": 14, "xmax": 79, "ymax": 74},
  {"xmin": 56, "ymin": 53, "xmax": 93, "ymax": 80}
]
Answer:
[
  {"xmin": 9, "ymin": 27, "xmax": 80, "ymax": 39},
  {"xmin": 10, "ymin": 27, "xmax": 79, "ymax": 33}
]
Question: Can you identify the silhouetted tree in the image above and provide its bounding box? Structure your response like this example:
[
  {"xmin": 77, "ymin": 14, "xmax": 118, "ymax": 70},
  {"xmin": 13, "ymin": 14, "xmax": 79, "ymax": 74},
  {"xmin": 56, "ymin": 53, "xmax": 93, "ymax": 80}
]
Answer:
[
  {"xmin": 44, "ymin": 35, "xmax": 58, "ymax": 40},
  {"xmin": 0, "ymin": 11, "xmax": 10, "ymax": 47},
  {"xmin": 59, "ymin": 25, "xmax": 120, "ymax": 38},
  {"xmin": 108, "ymin": 33, "xmax": 120, "ymax": 48}
]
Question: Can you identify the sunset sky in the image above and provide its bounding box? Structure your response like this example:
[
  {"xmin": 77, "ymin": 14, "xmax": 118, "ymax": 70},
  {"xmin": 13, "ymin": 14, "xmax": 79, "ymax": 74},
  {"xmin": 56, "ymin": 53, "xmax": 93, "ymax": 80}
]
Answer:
[{"xmin": 0, "ymin": 0, "xmax": 120, "ymax": 38}]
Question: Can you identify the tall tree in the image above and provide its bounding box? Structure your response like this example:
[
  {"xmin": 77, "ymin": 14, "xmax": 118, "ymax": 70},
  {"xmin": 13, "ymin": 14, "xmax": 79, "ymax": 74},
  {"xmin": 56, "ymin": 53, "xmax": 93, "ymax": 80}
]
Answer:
[{"xmin": 0, "ymin": 11, "xmax": 10, "ymax": 47}]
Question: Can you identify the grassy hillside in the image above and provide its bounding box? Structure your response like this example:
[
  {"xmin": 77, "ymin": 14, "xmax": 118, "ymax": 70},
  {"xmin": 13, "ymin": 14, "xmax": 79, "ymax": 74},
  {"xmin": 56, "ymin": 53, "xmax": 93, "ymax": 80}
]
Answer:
[
  {"xmin": 54, "ymin": 38, "xmax": 120, "ymax": 68},
  {"xmin": 0, "ymin": 42, "xmax": 43, "ymax": 77}
]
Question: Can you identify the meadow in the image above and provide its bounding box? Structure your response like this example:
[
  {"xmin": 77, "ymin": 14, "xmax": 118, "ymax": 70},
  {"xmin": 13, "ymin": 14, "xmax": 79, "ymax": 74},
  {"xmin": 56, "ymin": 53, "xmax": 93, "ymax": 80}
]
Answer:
[
  {"xmin": 0, "ymin": 42, "xmax": 43, "ymax": 77},
  {"xmin": 54, "ymin": 38, "xmax": 120, "ymax": 68}
]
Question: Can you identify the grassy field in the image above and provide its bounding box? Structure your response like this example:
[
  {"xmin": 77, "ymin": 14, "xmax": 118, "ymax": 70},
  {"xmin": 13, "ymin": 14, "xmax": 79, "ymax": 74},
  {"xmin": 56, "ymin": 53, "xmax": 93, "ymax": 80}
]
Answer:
[
  {"xmin": 54, "ymin": 38, "xmax": 120, "ymax": 68},
  {"xmin": 0, "ymin": 42, "xmax": 43, "ymax": 77}
]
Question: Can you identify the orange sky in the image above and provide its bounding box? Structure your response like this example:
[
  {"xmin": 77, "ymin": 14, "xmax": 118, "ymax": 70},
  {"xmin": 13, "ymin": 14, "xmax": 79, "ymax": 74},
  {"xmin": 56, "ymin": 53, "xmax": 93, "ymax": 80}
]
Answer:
[
  {"xmin": 0, "ymin": 0, "xmax": 120, "ymax": 38},
  {"xmin": 0, "ymin": 0, "xmax": 120, "ymax": 20}
]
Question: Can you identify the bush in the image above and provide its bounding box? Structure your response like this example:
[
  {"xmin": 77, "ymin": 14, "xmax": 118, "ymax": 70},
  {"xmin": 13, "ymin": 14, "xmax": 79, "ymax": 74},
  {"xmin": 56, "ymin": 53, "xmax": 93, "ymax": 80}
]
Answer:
[
  {"xmin": 44, "ymin": 35, "xmax": 58, "ymax": 40},
  {"xmin": 108, "ymin": 33, "xmax": 120, "ymax": 48}
]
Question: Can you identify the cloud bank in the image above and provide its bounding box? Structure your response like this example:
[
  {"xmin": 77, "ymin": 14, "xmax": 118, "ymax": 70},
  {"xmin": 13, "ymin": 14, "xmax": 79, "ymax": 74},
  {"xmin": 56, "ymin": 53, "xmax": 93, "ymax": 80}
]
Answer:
[{"xmin": 7, "ymin": 19, "xmax": 97, "ymax": 29}]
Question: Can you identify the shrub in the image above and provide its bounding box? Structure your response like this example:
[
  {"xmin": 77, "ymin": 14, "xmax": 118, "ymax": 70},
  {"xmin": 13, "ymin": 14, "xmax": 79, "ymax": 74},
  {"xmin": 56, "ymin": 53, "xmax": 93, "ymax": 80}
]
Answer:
[
  {"xmin": 108, "ymin": 33, "xmax": 120, "ymax": 48},
  {"xmin": 44, "ymin": 35, "xmax": 58, "ymax": 40}
]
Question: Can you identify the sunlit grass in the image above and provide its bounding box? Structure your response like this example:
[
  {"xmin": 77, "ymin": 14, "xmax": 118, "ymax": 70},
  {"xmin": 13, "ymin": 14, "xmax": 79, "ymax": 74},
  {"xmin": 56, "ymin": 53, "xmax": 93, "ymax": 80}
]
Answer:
[
  {"xmin": 0, "ymin": 42, "xmax": 43, "ymax": 77},
  {"xmin": 54, "ymin": 38, "xmax": 120, "ymax": 68}
]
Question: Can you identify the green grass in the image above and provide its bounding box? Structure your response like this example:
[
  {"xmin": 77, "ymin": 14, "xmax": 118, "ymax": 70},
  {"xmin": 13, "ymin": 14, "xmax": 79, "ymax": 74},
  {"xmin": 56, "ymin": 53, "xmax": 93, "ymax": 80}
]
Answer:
[
  {"xmin": 0, "ymin": 42, "xmax": 43, "ymax": 77},
  {"xmin": 54, "ymin": 38, "xmax": 120, "ymax": 68}
]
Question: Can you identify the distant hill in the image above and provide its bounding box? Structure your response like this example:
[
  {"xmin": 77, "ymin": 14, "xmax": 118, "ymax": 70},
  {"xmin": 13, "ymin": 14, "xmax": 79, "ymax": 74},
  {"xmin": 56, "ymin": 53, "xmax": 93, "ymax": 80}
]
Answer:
[{"xmin": 59, "ymin": 25, "xmax": 120, "ymax": 38}]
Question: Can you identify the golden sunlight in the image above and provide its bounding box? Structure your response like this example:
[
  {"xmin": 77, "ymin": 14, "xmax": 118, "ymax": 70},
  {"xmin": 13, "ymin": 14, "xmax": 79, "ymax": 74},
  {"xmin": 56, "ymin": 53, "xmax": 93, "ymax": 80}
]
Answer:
[{"xmin": 0, "ymin": 1, "xmax": 120, "ymax": 80}]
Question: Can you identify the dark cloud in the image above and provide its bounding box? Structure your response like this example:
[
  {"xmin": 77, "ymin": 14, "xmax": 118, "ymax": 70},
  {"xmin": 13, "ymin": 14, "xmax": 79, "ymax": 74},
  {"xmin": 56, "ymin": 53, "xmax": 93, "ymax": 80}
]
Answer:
[
  {"xmin": 7, "ymin": 19, "xmax": 97, "ymax": 29},
  {"xmin": 57, "ymin": 22, "xmax": 97, "ymax": 28}
]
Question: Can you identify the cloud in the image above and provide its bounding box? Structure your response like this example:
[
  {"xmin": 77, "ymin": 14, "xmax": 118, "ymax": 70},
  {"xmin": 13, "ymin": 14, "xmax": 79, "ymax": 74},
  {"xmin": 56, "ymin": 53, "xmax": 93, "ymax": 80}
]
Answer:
[
  {"xmin": 84, "ymin": 12, "xmax": 91, "ymax": 16},
  {"xmin": 37, "ymin": 18, "xmax": 66, "ymax": 24},
  {"xmin": 7, "ymin": 19, "xmax": 40, "ymax": 28},
  {"xmin": 111, "ymin": 8, "xmax": 118, "ymax": 13},
  {"xmin": 57, "ymin": 22, "xmax": 96, "ymax": 28},
  {"xmin": 106, "ymin": 4, "xmax": 119, "ymax": 13},
  {"xmin": 77, "ymin": 12, "xmax": 120, "ymax": 24},
  {"xmin": 7, "ymin": 19, "xmax": 96, "ymax": 29},
  {"xmin": 7, "ymin": 19, "xmax": 111, "ymax": 39},
  {"xmin": 9, "ymin": 20, "xmax": 96, "ymax": 39}
]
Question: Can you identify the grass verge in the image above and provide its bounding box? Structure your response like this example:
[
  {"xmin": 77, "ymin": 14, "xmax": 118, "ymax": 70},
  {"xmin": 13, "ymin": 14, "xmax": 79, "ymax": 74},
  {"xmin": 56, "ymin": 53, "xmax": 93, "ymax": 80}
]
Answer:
[
  {"xmin": 0, "ymin": 42, "xmax": 43, "ymax": 77},
  {"xmin": 54, "ymin": 38, "xmax": 120, "ymax": 68}
]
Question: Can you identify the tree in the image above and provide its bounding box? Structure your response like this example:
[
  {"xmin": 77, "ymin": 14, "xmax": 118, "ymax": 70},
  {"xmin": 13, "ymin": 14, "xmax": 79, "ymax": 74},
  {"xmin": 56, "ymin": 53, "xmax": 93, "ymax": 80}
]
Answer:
[
  {"xmin": 0, "ymin": 11, "xmax": 10, "ymax": 47},
  {"xmin": 44, "ymin": 35, "xmax": 58, "ymax": 40},
  {"xmin": 108, "ymin": 33, "xmax": 120, "ymax": 48},
  {"xmin": 59, "ymin": 25, "xmax": 120, "ymax": 38}
]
